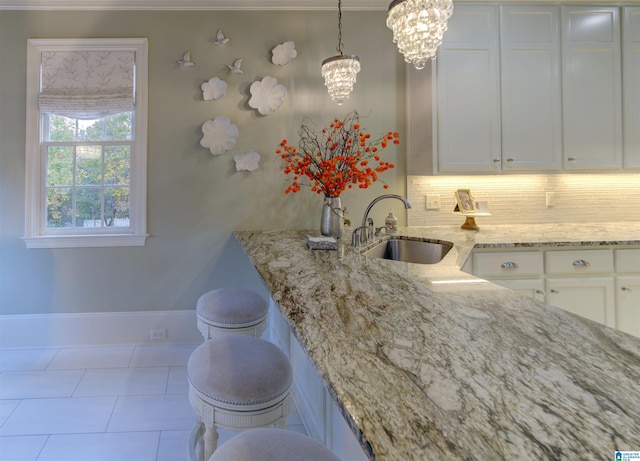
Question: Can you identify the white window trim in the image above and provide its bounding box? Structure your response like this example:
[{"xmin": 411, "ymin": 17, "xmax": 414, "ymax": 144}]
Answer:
[{"xmin": 24, "ymin": 38, "xmax": 149, "ymax": 249}]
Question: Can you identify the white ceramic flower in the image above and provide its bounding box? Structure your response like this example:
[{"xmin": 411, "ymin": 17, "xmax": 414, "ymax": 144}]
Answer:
[
  {"xmin": 200, "ymin": 116, "xmax": 239, "ymax": 156},
  {"xmin": 248, "ymin": 76, "xmax": 287, "ymax": 115},
  {"xmin": 234, "ymin": 150, "xmax": 261, "ymax": 172},
  {"xmin": 272, "ymin": 41, "xmax": 297, "ymax": 66},
  {"xmin": 201, "ymin": 77, "xmax": 227, "ymax": 101}
]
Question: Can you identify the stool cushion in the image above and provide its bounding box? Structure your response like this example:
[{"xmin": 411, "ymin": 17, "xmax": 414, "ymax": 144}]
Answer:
[
  {"xmin": 197, "ymin": 288, "xmax": 268, "ymax": 327},
  {"xmin": 209, "ymin": 428, "xmax": 342, "ymax": 461},
  {"xmin": 188, "ymin": 335, "xmax": 292, "ymax": 406}
]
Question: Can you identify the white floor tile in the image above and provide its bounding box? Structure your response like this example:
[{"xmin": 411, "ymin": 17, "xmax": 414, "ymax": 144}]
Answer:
[
  {"xmin": 47, "ymin": 346, "xmax": 135, "ymax": 370},
  {"xmin": 0, "ymin": 435, "xmax": 48, "ymax": 461},
  {"xmin": 0, "ymin": 397, "xmax": 116, "ymax": 436},
  {"xmin": 0, "ymin": 400, "xmax": 20, "ymax": 426},
  {"xmin": 0, "ymin": 370, "xmax": 84, "ymax": 399},
  {"xmin": 36, "ymin": 431, "xmax": 160, "ymax": 461},
  {"xmin": 74, "ymin": 367, "xmax": 169, "ymax": 397},
  {"xmin": 0, "ymin": 343, "xmax": 310, "ymax": 461},
  {"xmin": 156, "ymin": 429, "xmax": 190, "ymax": 461},
  {"xmin": 108, "ymin": 394, "xmax": 195, "ymax": 432},
  {"xmin": 130, "ymin": 344, "xmax": 197, "ymax": 368},
  {"xmin": 166, "ymin": 366, "xmax": 188, "ymax": 394},
  {"xmin": 0, "ymin": 349, "xmax": 58, "ymax": 372}
]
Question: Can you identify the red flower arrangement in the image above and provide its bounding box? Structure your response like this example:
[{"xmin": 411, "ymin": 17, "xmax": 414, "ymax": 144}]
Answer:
[{"xmin": 276, "ymin": 111, "xmax": 398, "ymax": 197}]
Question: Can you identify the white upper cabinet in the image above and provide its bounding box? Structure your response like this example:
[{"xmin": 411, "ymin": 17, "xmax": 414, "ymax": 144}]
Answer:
[
  {"xmin": 623, "ymin": 6, "xmax": 640, "ymax": 168},
  {"xmin": 561, "ymin": 6, "xmax": 622, "ymax": 169},
  {"xmin": 414, "ymin": 3, "xmax": 637, "ymax": 176},
  {"xmin": 500, "ymin": 5, "xmax": 562, "ymax": 171},
  {"xmin": 435, "ymin": 5, "xmax": 501, "ymax": 173}
]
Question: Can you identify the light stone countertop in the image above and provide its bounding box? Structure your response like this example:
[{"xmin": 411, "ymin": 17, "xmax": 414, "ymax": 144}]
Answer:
[{"xmin": 235, "ymin": 223, "xmax": 640, "ymax": 461}]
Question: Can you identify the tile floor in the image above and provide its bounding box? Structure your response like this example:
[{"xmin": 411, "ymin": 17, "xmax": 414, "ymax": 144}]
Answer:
[{"xmin": 0, "ymin": 343, "xmax": 306, "ymax": 461}]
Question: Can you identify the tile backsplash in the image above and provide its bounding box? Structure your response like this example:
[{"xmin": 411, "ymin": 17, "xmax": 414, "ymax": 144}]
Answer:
[{"xmin": 408, "ymin": 174, "xmax": 640, "ymax": 226}]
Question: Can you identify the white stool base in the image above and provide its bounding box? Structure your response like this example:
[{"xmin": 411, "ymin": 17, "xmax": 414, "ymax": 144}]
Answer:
[{"xmin": 188, "ymin": 387, "xmax": 291, "ymax": 461}]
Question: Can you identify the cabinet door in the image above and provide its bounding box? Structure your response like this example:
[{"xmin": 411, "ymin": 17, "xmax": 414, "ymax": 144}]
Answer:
[
  {"xmin": 436, "ymin": 5, "xmax": 501, "ymax": 172},
  {"xmin": 623, "ymin": 7, "xmax": 640, "ymax": 168},
  {"xmin": 561, "ymin": 6, "xmax": 622, "ymax": 170},
  {"xmin": 500, "ymin": 5, "xmax": 562, "ymax": 171},
  {"xmin": 546, "ymin": 277, "xmax": 615, "ymax": 327},
  {"xmin": 490, "ymin": 278, "xmax": 545, "ymax": 302},
  {"xmin": 616, "ymin": 276, "xmax": 640, "ymax": 338}
]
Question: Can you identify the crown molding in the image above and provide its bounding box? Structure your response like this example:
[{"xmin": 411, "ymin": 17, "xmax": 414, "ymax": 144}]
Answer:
[
  {"xmin": 1, "ymin": 0, "xmax": 634, "ymax": 11},
  {"xmin": 0, "ymin": 0, "xmax": 390, "ymax": 10}
]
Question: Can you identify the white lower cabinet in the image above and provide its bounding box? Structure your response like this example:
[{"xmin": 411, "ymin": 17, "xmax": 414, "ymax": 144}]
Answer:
[
  {"xmin": 468, "ymin": 247, "xmax": 640, "ymax": 338},
  {"xmin": 546, "ymin": 277, "xmax": 616, "ymax": 327},
  {"xmin": 490, "ymin": 278, "xmax": 546, "ymax": 302},
  {"xmin": 269, "ymin": 300, "xmax": 368, "ymax": 461},
  {"xmin": 616, "ymin": 276, "xmax": 640, "ymax": 338}
]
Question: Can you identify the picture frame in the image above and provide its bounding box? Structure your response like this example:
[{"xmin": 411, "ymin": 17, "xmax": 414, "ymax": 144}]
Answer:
[{"xmin": 454, "ymin": 188, "xmax": 475, "ymax": 214}]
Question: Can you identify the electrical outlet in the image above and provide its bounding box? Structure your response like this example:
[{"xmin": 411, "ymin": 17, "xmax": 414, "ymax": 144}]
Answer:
[
  {"xmin": 150, "ymin": 329, "xmax": 167, "ymax": 340},
  {"xmin": 546, "ymin": 192, "xmax": 556, "ymax": 207},
  {"xmin": 426, "ymin": 194, "xmax": 441, "ymax": 210}
]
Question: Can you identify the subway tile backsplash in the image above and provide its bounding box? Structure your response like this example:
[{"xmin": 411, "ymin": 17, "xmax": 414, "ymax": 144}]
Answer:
[{"xmin": 408, "ymin": 174, "xmax": 640, "ymax": 226}]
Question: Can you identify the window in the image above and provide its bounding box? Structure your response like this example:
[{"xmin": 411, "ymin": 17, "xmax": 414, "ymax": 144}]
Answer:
[{"xmin": 24, "ymin": 38, "xmax": 148, "ymax": 248}]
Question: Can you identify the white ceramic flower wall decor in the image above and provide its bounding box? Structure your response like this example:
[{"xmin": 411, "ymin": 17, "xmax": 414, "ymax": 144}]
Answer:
[
  {"xmin": 201, "ymin": 77, "xmax": 227, "ymax": 101},
  {"xmin": 200, "ymin": 116, "xmax": 239, "ymax": 155},
  {"xmin": 234, "ymin": 150, "xmax": 261, "ymax": 172},
  {"xmin": 272, "ymin": 41, "xmax": 297, "ymax": 66},
  {"xmin": 248, "ymin": 76, "xmax": 287, "ymax": 115}
]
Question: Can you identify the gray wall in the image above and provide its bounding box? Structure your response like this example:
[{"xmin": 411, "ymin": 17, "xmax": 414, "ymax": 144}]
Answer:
[{"xmin": 0, "ymin": 10, "xmax": 407, "ymax": 315}]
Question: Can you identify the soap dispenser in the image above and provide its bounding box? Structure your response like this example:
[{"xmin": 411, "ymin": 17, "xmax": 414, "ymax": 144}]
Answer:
[{"xmin": 385, "ymin": 211, "xmax": 398, "ymax": 233}]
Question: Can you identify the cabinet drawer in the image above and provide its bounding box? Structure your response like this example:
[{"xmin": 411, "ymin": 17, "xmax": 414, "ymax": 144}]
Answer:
[
  {"xmin": 545, "ymin": 249, "xmax": 613, "ymax": 275},
  {"xmin": 474, "ymin": 251, "xmax": 543, "ymax": 277},
  {"xmin": 615, "ymin": 249, "xmax": 640, "ymax": 273}
]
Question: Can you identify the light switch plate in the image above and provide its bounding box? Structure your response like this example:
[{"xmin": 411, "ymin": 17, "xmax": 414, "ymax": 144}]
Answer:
[{"xmin": 426, "ymin": 194, "xmax": 441, "ymax": 210}]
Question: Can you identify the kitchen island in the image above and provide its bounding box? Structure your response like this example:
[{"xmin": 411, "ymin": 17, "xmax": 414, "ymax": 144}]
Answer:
[{"xmin": 235, "ymin": 224, "xmax": 640, "ymax": 461}]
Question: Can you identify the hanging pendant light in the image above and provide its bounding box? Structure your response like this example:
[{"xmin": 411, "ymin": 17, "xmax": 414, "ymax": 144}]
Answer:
[
  {"xmin": 321, "ymin": 0, "xmax": 360, "ymax": 105},
  {"xmin": 386, "ymin": 0, "xmax": 454, "ymax": 70}
]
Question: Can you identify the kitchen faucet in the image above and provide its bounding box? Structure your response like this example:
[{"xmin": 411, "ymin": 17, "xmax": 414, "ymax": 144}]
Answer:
[{"xmin": 351, "ymin": 194, "xmax": 412, "ymax": 247}]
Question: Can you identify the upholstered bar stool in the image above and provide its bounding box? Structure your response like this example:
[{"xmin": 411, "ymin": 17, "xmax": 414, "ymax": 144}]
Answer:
[
  {"xmin": 187, "ymin": 335, "xmax": 292, "ymax": 461},
  {"xmin": 196, "ymin": 288, "xmax": 268, "ymax": 339},
  {"xmin": 209, "ymin": 428, "xmax": 342, "ymax": 461}
]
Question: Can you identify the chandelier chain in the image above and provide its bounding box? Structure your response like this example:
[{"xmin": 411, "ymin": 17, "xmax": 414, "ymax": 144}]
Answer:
[{"xmin": 336, "ymin": 0, "xmax": 343, "ymax": 55}]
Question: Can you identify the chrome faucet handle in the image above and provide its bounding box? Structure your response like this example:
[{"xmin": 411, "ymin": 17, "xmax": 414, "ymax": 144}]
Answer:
[
  {"xmin": 351, "ymin": 226, "xmax": 367, "ymax": 247},
  {"xmin": 367, "ymin": 218, "xmax": 374, "ymax": 240},
  {"xmin": 374, "ymin": 226, "xmax": 386, "ymax": 237}
]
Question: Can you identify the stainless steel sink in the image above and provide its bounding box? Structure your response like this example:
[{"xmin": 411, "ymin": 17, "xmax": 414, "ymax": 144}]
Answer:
[{"xmin": 362, "ymin": 237, "xmax": 453, "ymax": 265}]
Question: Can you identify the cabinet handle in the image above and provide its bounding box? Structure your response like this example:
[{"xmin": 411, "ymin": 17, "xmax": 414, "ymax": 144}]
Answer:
[
  {"xmin": 567, "ymin": 156, "xmax": 577, "ymax": 162},
  {"xmin": 535, "ymin": 289, "xmax": 546, "ymax": 295},
  {"xmin": 493, "ymin": 158, "xmax": 501, "ymax": 164},
  {"xmin": 506, "ymin": 158, "xmax": 514, "ymax": 163},
  {"xmin": 501, "ymin": 262, "xmax": 518, "ymax": 269},
  {"xmin": 550, "ymin": 289, "xmax": 559, "ymax": 294},
  {"xmin": 621, "ymin": 286, "xmax": 632, "ymax": 292},
  {"xmin": 572, "ymin": 259, "xmax": 590, "ymax": 267}
]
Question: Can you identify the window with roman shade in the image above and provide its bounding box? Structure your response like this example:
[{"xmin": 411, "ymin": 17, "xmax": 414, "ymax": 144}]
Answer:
[{"xmin": 24, "ymin": 38, "xmax": 148, "ymax": 249}]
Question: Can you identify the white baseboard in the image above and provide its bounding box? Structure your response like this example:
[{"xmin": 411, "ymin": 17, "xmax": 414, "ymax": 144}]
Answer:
[{"xmin": 0, "ymin": 310, "xmax": 201, "ymax": 348}]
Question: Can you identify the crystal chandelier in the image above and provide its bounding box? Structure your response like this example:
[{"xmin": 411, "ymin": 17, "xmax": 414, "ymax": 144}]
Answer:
[
  {"xmin": 321, "ymin": 0, "xmax": 360, "ymax": 105},
  {"xmin": 386, "ymin": 0, "xmax": 454, "ymax": 70}
]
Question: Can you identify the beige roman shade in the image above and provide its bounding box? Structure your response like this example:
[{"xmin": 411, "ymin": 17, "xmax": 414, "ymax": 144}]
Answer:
[{"xmin": 38, "ymin": 50, "xmax": 134, "ymax": 119}]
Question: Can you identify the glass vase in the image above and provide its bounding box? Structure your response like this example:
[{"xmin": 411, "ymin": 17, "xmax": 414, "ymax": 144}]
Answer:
[{"xmin": 320, "ymin": 196, "xmax": 343, "ymax": 239}]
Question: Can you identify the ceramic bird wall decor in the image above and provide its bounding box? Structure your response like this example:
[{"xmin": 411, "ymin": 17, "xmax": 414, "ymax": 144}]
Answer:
[
  {"xmin": 214, "ymin": 29, "xmax": 230, "ymax": 46},
  {"xmin": 177, "ymin": 51, "xmax": 194, "ymax": 67},
  {"xmin": 227, "ymin": 58, "xmax": 243, "ymax": 74}
]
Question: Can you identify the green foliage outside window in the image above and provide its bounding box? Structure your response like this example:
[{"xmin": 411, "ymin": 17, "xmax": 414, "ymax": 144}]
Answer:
[{"xmin": 45, "ymin": 112, "xmax": 132, "ymax": 229}]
